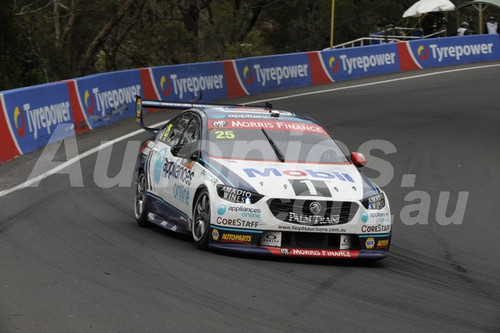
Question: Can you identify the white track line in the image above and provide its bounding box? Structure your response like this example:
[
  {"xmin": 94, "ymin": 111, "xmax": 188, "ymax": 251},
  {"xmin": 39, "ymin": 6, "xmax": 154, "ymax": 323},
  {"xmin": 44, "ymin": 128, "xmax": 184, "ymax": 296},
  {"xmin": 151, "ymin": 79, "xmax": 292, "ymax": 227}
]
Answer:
[{"xmin": 1, "ymin": 63, "xmax": 499, "ymax": 198}]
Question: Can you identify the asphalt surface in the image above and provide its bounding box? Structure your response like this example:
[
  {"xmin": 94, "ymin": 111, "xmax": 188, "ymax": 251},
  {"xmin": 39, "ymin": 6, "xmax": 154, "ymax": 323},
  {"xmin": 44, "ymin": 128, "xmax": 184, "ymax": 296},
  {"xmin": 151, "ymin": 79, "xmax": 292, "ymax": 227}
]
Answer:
[{"xmin": 1, "ymin": 64, "xmax": 499, "ymax": 332}]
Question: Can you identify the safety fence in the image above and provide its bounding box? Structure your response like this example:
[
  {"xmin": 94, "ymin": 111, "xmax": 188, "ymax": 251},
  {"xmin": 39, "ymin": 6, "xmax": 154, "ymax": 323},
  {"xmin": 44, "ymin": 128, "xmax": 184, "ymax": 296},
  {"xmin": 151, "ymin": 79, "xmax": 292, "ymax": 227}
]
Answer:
[{"xmin": 1, "ymin": 34, "xmax": 499, "ymax": 162}]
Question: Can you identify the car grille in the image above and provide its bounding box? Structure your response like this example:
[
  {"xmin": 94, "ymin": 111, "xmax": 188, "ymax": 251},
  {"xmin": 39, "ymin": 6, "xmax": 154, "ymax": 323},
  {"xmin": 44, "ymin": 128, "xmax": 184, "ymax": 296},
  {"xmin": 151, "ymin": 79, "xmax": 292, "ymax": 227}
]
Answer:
[{"xmin": 267, "ymin": 199, "xmax": 359, "ymax": 225}]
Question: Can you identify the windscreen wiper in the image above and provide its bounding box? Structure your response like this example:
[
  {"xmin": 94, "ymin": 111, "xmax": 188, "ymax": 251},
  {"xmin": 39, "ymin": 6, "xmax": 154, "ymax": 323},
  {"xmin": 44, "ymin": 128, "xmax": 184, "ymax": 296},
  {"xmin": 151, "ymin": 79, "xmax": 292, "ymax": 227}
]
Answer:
[{"xmin": 261, "ymin": 128, "xmax": 285, "ymax": 162}]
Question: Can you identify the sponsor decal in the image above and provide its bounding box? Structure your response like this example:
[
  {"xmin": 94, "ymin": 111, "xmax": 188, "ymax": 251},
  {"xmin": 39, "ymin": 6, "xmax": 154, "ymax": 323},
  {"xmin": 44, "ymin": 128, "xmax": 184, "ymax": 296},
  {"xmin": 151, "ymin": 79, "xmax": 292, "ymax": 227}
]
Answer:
[
  {"xmin": 84, "ymin": 90, "xmax": 95, "ymax": 115},
  {"xmin": 217, "ymin": 204, "xmax": 227, "ymax": 215},
  {"xmin": 243, "ymin": 66, "xmax": 254, "ymax": 84},
  {"xmin": 417, "ymin": 45, "xmax": 429, "ymax": 60},
  {"xmin": 173, "ymin": 183, "xmax": 190, "ymax": 205},
  {"xmin": 162, "ymin": 73, "xmax": 224, "ymax": 100},
  {"xmin": 376, "ymin": 239, "xmax": 389, "ymax": 249},
  {"xmin": 424, "ymin": 43, "xmax": 494, "ymax": 63},
  {"xmin": 244, "ymin": 63, "xmax": 309, "ymax": 87},
  {"xmin": 160, "ymin": 75, "xmax": 172, "ymax": 97},
  {"xmin": 340, "ymin": 234, "xmax": 351, "ymax": 250},
  {"xmin": 365, "ymin": 237, "xmax": 375, "ymax": 249},
  {"xmin": 215, "ymin": 216, "xmax": 259, "ymax": 228},
  {"xmin": 226, "ymin": 205, "xmax": 261, "ymax": 218},
  {"xmin": 163, "ymin": 158, "xmax": 195, "ymax": 185},
  {"xmin": 337, "ymin": 52, "xmax": 396, "ymax": 75},
  {"xmin": 261, "ymin": 231, "xmax": 282, "ymax": 247},
  {"xmin": 277, "ymin": 248, "xmax": 355, "ymax": 258},
  {"xmin": 328, "ymin": 56, "xmax": 340, "ymax": 73},
  {"xmin": 152, "ymin": 148, "xmax": 169, "ymax": 184},
  {"xmin": 216, "ymin": 185, "xmax": 263, "ymax": 204},
  {"xmin": 208, "ymin": 119, "xmax": 326, "ymax": 135},
  {"xmin": 212, "ymin": 228, "xmax": 220, "ymax": 241},
  {"xmin": 361, "ymin": 211, "xmax": 369, "ymax": 223},
  {"xmin": 220, "ymin": 232, "xmax": 253, "ymax": 244},
  {"xmin": 20, "ymin": 101, "xmax": 71, "ymax": 140},
  {"xmin": 90, "ymin": 85, "xmax": 141, "ymax": 118},
  {"xmin": 361, "ymin": 224, "xmax": 391, "ymax": 233},
  {"xmin": 287, "ymin": 212, "xmax": 340, "ymax": 225},
  {"xmin": 243, "ymin": 168, "xmax": 355, "ymax": 183},
  {"xmin": 13, "ymin": 106, "xmax": 26, "ymax": 137}
]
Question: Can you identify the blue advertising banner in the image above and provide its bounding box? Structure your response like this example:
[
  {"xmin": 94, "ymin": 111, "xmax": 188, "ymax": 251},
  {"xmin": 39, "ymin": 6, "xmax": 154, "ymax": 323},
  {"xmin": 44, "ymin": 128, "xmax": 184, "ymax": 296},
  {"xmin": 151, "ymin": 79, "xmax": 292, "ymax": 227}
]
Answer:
[
  {"xmin": 74, "ymin": 69, "xmax": 142, "ymax": 129},
  {"xmin": 233, "ymin": 53, "xmax": 312, "ymax": 95},
  {"xmin": 319, "ymin": 44, "xmax": 401, "ymax": 82},
  {"xmin": 2, "ymin": 82, "xmax": 74, "ymax": 154},
  {"xmin": 150, "ymin": 62, "xmax": 227, "ymax": 102},
  {"xmin": 405, "ymin": 35, "xmax": 500, "ymax": 69}
]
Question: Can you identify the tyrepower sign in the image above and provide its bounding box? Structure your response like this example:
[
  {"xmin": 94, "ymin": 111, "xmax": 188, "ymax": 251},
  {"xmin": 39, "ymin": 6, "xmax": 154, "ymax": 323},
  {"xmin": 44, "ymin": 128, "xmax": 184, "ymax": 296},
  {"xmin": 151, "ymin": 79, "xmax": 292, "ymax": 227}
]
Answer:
[
  {"xmin": 150, "ymin": 61, "xmax": 227, "ymax": 102},
  {"xmin": 75, "ymin": 69, "xmax": 142, "ymax": 129},
  {"xmin": 402, "ymin": 35, "xmax": 500, "ymax": 69},
  {"xmin": 234, "ymin": 53, "xmax": 312, "ymax": 95},
  {"xmin": 1, "ymin": 82, "xmax": 75, "ymax": 154},
  {"xmin": 319, "ymin": 44, "xmax": 400, "ymax": 81}
]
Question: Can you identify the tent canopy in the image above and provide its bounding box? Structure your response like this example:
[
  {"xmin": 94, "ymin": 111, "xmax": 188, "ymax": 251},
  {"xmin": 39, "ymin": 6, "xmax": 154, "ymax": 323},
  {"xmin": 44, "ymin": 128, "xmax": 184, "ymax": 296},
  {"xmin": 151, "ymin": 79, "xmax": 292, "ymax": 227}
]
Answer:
[{"xmin": 403, "ymin": 0, "xmax": 456, "ymax": 18}]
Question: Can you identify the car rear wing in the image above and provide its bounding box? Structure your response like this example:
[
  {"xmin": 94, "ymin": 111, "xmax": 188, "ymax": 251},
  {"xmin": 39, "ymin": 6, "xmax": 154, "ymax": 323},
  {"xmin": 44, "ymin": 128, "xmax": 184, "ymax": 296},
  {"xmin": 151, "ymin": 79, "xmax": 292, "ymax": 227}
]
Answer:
[{"xmin": 135, "ymin": 95, "xmax": 272, "ymax": 133}]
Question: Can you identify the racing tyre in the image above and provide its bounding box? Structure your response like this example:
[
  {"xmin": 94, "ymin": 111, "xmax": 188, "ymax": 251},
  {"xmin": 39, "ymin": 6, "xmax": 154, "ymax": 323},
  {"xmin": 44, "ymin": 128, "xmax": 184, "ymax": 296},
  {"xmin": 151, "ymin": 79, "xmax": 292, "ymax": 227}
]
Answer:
[
  {"xmin": 135, "ymin": 171, "xmax": 150, "ymax": 227},
  {"xmin": 192, "ymin": 189, "xmax": 211, "ymax": 249}
]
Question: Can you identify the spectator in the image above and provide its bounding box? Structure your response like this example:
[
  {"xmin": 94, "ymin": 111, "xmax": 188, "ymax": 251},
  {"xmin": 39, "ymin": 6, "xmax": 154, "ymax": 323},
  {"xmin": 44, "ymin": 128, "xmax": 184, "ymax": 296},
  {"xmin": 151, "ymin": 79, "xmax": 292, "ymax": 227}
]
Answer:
[
  {"xmin": 457, "ymin": 22, "xmax": 470, "ymax": 36},
  {"xmin": 486, "ymin": 15, "xmax": 499, "ymax": 34}
]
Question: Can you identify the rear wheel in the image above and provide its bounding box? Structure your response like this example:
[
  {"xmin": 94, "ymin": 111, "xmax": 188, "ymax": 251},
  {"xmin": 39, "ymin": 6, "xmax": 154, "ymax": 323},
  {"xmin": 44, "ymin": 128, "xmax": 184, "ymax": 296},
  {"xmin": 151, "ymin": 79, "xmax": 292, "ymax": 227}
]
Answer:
[
  {"xmin": 135, "ymin": 171, "xmax": 149, "ymax": 227},
  {"xmin": 192, "ymin": 189, "xmax": 211, "ymax": 249}
]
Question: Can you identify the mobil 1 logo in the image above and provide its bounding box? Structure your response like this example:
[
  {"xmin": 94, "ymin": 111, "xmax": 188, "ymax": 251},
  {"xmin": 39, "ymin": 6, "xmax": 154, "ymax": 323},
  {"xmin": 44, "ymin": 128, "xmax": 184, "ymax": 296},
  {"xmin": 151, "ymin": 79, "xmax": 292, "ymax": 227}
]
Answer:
[{"xmin": 289, "ymin": 179, "xmax": 331, "ymax": 197}]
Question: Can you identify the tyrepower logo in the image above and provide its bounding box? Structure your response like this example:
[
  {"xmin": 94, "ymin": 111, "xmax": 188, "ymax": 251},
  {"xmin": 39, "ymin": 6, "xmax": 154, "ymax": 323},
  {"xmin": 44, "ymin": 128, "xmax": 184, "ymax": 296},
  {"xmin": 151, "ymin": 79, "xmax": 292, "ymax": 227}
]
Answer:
[
  {"xmin": 21, "ymin": 102, "xmax": 71, "ymax": 139},
  {"xmin": 337, "ymin": 52, "xmax": 396, "ymax": 75},
  {"xmin": 84, "ymin": 90, "xmax": 95, "ymax": 115},
  {"xmin": 328, "ymin": 56, "xmax": 340, "ymax": 73},
  {"xmin": 244, "ymin": 63, "xmax": 309, "ymax": 87},
  {"xmin": 13, "ymin": 106, "xmax": 26, "ymax": 137},
  {"xmin": 160, "ymin": 76, "xmax": 172, "ymax": 97},
  {"xmin": 160, "ymin": 74, "xmax": 224, "ymax": 99},
  {"xmin": 90, "ymin": 85, "xmax": 141, "ymax": 117},
  {"xmin": 426, "ymin": 43, "xmax": 494, "ymax": 62},
  {"xmin": 417, "ymin": 46, "xmax": 429, "ymax": 60}
]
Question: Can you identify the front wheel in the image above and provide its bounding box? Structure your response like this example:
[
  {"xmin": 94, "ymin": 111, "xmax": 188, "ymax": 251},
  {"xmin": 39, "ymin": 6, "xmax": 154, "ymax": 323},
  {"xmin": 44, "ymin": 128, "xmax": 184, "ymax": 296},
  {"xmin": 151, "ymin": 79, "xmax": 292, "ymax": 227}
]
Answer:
[
  {"xmin": 135, "ymin": 171, "xmax": 150, "ymax": 227},
  {"xmin": 192, "ymin": 189, "xmax": 211, "ymax": 249}
]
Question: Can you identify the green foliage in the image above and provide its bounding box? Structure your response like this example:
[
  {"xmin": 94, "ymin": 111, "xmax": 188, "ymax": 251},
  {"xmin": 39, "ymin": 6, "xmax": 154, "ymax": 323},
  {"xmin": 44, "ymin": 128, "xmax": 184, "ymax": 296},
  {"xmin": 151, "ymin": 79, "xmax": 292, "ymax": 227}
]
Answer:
[{"xmin": 0, "ymin": 0, "xmax": 434, "ymax": 91}]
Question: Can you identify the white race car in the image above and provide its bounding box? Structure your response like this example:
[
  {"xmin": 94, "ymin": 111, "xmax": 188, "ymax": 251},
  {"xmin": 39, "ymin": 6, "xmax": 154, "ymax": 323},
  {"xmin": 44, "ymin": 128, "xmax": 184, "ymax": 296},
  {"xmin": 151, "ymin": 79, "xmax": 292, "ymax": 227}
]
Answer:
[{"xmin": 134, "ymin": 97, "xmax": 391, "ymax": 260}]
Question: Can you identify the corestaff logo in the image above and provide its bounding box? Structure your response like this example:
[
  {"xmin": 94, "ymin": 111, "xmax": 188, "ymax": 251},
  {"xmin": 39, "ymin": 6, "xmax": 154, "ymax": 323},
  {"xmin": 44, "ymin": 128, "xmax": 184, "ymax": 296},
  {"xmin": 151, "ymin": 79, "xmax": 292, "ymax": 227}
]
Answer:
[
  {"xmin": 160, "ymin": 75, "xmax": 171, "ymax": 97},
  {"xmin": 84, "ymin": 90, "xmax": 95, "ymax": 115},
  {"xmin": 328, "ymin": 56, "xmax": 340, "ymax": 73},
  {"xmin": 13, "ymin": 106, "xmax": 25, "ymax": 137},
  {"xmin": 243, "ymin": 66, "xmax": 254, "ymax": 84},
  {"xmin": 417, "ymin": 45, "xmax": 429, "ymax": 60}
]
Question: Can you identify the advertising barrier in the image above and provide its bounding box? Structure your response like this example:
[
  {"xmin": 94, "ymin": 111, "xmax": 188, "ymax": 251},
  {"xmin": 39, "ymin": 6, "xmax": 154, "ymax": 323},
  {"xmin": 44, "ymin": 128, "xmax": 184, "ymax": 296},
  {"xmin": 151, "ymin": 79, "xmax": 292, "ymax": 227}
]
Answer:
[{"xmin": 1, "ymin": 34, "xmax": 500, "ymax": 162}]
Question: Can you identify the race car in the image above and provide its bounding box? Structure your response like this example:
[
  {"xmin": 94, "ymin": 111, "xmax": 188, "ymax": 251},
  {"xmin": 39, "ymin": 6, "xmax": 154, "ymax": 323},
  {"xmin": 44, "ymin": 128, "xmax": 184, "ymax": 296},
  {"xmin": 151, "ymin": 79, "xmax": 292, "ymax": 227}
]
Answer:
[{"xmin": 133, "ymin": 96, "xmax": 392, "ymax": 260}]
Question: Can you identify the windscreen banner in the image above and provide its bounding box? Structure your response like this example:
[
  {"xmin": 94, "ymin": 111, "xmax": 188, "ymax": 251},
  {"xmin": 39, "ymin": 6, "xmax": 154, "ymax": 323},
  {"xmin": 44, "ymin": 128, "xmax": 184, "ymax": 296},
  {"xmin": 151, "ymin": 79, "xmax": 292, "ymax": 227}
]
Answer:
[
  {"xmin": 74, "ymin": 69, "xmax": 143, "ymax": 129},
  {"xmin": 233, "ymin": 53, "xmax": 312, "ymax": 95}
]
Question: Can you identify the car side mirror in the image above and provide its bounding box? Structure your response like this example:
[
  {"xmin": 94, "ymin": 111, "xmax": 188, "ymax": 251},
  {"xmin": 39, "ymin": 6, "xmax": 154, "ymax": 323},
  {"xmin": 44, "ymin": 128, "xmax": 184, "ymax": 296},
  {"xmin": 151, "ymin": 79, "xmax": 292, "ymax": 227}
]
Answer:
[{"xmin": 351, "ymin": 152, "xmax": 367, "ymax": 167}]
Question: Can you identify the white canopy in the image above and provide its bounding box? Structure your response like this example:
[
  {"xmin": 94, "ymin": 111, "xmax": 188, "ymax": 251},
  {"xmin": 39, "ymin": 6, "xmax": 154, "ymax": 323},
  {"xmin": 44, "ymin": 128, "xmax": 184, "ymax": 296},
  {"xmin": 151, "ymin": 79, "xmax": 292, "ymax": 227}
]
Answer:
[{"xmin": 403, "ymin": 0, "xmax": 456, "ymax": 17}]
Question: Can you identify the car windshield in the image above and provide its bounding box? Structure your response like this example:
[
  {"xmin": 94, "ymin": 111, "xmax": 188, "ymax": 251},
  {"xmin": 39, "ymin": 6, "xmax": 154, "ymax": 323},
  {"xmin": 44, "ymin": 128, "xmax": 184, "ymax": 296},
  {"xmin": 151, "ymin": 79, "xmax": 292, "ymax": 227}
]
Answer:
[{"xmin": 206, "ymin": 117, "xmax": 349, "ymax": 163}]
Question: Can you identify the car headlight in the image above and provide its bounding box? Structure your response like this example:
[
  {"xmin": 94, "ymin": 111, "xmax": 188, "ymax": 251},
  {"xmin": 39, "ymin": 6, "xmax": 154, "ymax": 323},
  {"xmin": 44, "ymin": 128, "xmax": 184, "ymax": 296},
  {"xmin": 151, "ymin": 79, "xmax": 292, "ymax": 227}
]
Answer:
[
  {"xmin": 361, "ymin": 193, "xmax": 385, "ymax": 210},
  {"xmin": 216, "ymin": 185, "xmax": 263, "ymax": 204}
]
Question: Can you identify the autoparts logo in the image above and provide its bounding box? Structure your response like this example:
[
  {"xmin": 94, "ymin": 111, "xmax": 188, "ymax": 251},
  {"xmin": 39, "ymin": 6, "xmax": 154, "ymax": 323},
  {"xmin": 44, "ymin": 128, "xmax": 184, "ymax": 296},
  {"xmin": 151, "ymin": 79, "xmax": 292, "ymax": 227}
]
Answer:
[
  {"xmin": 417, "ymin": 45, "xmax": 429, "ymax": 60},
  {"xmin": 328, "ymin": 56, "xmax": 340, "ymax": 73},
  {"xmin": 160, "ymin": 76, "xmax": 172, "ymax": 97},
  {"xmin": 243, "ymin": 66, "xmax": 254, "ymax": 84},
  {"xmin": 13, "ymin": 106, "xmax": 25, "ymax": 137}
]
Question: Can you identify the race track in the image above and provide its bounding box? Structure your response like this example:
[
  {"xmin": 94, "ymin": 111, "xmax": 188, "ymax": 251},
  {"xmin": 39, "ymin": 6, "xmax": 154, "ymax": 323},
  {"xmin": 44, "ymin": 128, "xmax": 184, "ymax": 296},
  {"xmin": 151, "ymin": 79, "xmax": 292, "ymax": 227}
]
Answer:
[{"xmin": 1, "ymin": 64, "xmax": 499, "ymax": 332}]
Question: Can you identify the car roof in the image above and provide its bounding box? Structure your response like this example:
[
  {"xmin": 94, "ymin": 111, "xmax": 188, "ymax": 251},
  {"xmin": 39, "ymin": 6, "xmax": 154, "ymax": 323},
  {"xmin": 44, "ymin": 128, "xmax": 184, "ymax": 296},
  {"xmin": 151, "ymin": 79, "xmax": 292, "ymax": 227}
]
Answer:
[{"xmin": 193, "ymin": 106, "xmax": 315, "ymax": 123}]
